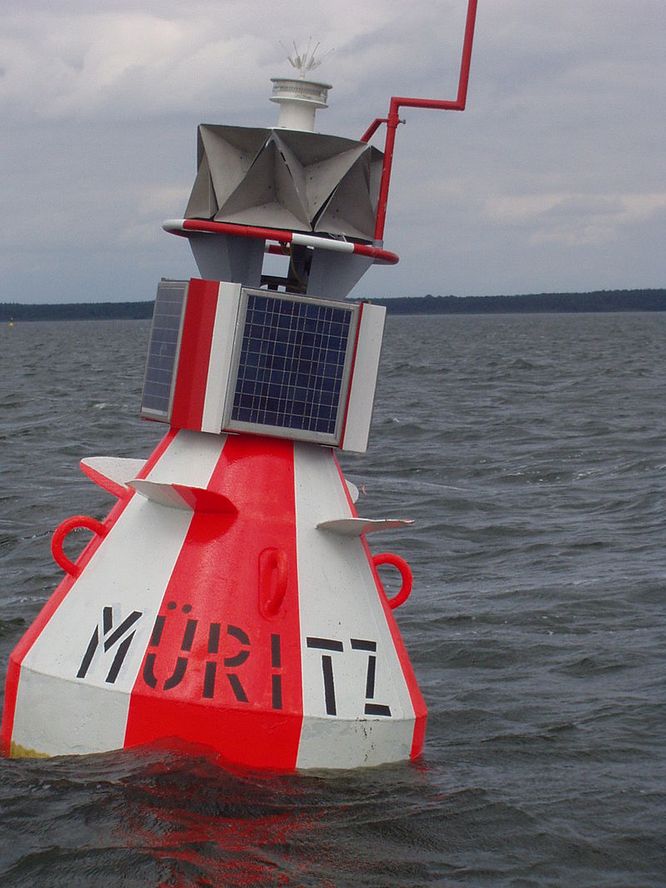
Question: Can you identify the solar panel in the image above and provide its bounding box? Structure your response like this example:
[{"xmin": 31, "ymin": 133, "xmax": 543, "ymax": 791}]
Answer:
[
  {"xmin": 141, "ymin": 281, "xmax": 187, "ymax": 418},
  {"xmin": 228, "ymin": 291, "xmax": 356, "ymax": 443}
]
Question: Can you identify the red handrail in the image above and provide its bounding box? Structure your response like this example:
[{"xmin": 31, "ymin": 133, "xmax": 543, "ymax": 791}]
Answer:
[{"xmin": 163, "ymin": 218, "xmax": 400, "ymax": 265}]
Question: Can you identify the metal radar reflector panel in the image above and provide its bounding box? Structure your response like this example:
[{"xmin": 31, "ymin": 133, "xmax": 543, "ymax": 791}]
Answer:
[{"xmin": 140, "ymin": 279, "xmax": 385, "ymax": 453}]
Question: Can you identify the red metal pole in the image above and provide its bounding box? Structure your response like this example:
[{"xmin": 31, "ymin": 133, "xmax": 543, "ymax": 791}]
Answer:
[
  {"xmin": 360, "ymin": 117, "xmax": 388, "ymax": 144},
  {"xmin": 373, "ymin": 101, "xmax": 401, "ymax": 242},
  {"xmin": 371, "ymin": 0, "xmax": 478, "ymax": 241}
]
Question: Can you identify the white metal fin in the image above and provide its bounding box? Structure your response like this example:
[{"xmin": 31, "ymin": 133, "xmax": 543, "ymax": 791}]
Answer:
[
  {"xmin": 345, "ymin": 479, "xmax": 359, "ymax": 503},
  {"xmin": 80, "ymin": 456, "xmax": 147, "ymax": 498},
  {"xmin": 128, "ymin": 479, "xmax": 237, "ymax": 514},
  {"xmin": 316, "ymin": 517, "xmax": 414, "ymax": 536}
]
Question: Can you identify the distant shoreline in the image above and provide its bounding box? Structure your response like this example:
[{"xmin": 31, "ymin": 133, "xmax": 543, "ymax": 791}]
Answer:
[{"xmin": 1, "ymin": 288, "xmax": 664, "ymax": 322}]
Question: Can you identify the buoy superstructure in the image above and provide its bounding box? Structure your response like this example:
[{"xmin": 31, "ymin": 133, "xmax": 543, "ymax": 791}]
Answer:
[{"xmin": 1, "ymin": 2, "xmax": 477, "ymax": 769}]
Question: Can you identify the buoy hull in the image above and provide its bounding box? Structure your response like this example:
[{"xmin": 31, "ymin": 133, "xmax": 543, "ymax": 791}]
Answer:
[{"xmin": 1, "ymin": 430, "xmax": 426, "ymax": 769}]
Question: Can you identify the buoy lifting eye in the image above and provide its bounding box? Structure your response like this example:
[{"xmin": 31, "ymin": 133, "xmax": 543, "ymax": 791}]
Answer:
[
  {"xmin": 372, "ymin": 552, "xmax": 413, "ymax": 609},
  {"xmin": 51, "ymin": 515, "xmax": 109, "ymax": 577}
]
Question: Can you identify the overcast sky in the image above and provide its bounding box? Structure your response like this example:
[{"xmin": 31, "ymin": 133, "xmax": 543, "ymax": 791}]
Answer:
[{"xmin": 1, "ymin": 0, "xmax": 664, "ymax": 303}]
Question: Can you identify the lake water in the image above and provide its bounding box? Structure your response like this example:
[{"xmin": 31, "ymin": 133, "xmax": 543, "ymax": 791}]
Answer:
[{"xmin": 1, "ymin": 313, "xmax": 665, "ymax": 886}]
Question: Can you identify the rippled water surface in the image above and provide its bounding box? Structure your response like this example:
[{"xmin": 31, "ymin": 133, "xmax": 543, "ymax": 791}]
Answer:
[{"xmin": 1, "ymin": 313, "xmax": 665, "ymax": 886}]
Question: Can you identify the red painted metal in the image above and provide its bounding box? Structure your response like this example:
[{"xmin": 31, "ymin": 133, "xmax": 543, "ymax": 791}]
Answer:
[
  {"xmin": 360, "ymin": 117, "xmax": 388, "ymax": 143},
  {"xmin": 177, "ymin": 218, "xmax": 297, "ymax": 243},
  {"xmin": 258, "ymin": 548, "xmax": 289, "ymax": 618},
  {"xmin": 170, "ymin": 278, "xmax": 219, "ymax": 431},
  {"xmin": 79, "ymin": 461, "xmax": 130, "ymax": 500},
  {"xmin": 372, "ymin": 552, "xmax": 413, "ymax": 610},
  {"xmin": 123, "ymin": 435, "xmax": 304, "ymax": 771},
  {"xmin": 366, "ymin": 0, "xmax": 478, "ymax": 240},
  {"xmin": 165, "ymin": 218, "xmax": 399, "ymax": 265},
  {"xmin": 51, "ymin": 515, "xmax": 109, "ymax": 577}
]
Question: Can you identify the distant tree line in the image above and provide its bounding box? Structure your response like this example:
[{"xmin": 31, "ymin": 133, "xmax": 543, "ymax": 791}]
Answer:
[
  {"xmin": 1, "ymin": 289, "xmax": 664, "ymax": 322},
  {"xmin": 0, "ymin": 301, "xmax": 154, "ymax": 322},
  {"xmin": 369, "ymin": 289, "xmax": 666, "ymax": 314}
]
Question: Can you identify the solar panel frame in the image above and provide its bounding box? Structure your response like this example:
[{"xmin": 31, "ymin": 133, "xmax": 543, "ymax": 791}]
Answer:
[
  {"xmin": 140, "ymin": 280, "xmax": 188, "ymax": 421},
  {"xmin": 224, "ymin": 288, "xmax": 359, "ymax": 445}
]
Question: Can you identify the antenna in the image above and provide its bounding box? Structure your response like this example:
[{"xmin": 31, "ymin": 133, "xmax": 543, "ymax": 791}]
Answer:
[
  {"xmin": 270, "ymin": 39, "xmax": 333, "ymax": 131},
  {"xmin": 280, "ymin": 38, "xmax": 333, "ymax": 78},
  {"xmin": 361, "ymin": 0, "xmax": 478, "ymax": 240}
]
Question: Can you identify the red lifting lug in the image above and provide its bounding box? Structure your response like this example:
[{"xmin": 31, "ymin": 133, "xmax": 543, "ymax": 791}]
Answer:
[
  {"xmin": 51, "ymin": 515, "xmax": 109, "ymax": 577},
  {"xmin": 372, "ymin": 552, "xmax": 413, "ymax": 609}
]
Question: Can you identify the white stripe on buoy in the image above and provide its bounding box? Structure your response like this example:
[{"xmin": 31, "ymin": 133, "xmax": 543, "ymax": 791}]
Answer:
[
  {"xmin": 293, "ymin": 443, "xmax": 415, "ymax": 769},
  {"xmin": 11, "ymin": 431, "xmax": 225, "ymax": 755}
]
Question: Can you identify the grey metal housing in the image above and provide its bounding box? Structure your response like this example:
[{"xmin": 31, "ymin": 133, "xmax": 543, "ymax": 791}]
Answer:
[{"xmin": 185, "ymin": 126, "xmax": 383, "ymax": 242}]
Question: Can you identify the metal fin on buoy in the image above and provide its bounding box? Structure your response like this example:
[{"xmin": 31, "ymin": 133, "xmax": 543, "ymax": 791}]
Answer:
[
  {"xmin": 316, "ymin": 518, "xmax": 414, "ymax": 536},
  {"xmin": 128, "ymin": 480, "xmax": 237, "ymax": 514},
  {"xmin": 80, "ymin": 456, "xmax": 146, "ymax": 497}
]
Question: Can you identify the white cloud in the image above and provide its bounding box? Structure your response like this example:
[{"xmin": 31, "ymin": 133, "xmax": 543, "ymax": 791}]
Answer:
[
  {"xmin": 483, "ymin": 192, "xmax": 666, "ymax": 246},
  {"xmin": 0, "ymin": 2, "xmax": 592, "ymax": 127},
  {"xmin": 0, "ymin": 11, "xmax": 268, "ymax": 119},
  {"xmin": 0, "ymin": 0, "xmax": 663, "ymax": 301}
]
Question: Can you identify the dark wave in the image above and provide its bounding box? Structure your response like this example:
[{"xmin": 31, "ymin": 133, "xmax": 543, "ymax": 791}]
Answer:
[{"xmin": 1, "ymin": 315, "xmax": 665, "ymax": 886}]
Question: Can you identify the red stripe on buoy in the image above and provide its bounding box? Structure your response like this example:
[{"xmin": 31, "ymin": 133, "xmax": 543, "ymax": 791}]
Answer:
[
  {"xmin": 170, "ymin": 279, "xmax": 219, "ymax": 430},
  {"xmin": 124, "ymin": 434, "xmax": 303, "ymax": 770}
]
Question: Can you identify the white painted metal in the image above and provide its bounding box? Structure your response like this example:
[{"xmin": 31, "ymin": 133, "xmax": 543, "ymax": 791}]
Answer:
[
  {"xmin": 291, "ymin": 233, "xmax": 354, "ymax": 253},
  {"xmin": 201, "ymin": 281, "xmax": 242, "ymax": 433},
  {"xmin": 293, "ymin": 443, "xmax": 415, "ymax": 769},
  {"xmin": 341, "ymin": 303, "xmax": 386, "ymax": 453},
  {"xmin": 345, "ymin": 480, "xmax": 360, "ymax": 503},
  {"xmin": 270, "ymin": 78, "xmax": 331, "ymax": 132},
  {"xmin": 316, "ymin": 517, "xmax": 414, "ymax": 536},
  {"xmin": 80, "ymin": 456, "xmax": 146, "ymax": 495},
  {"xmin": 11, "ymin": 431, "xmax": 226, "ymax": 756},
  {"xmin": 127, "ymin": 479, "xmax": 233, "ymax": 513},
  {"xmin": 128, "ymin": 479, "xmax": 197, "ymax": 510}
]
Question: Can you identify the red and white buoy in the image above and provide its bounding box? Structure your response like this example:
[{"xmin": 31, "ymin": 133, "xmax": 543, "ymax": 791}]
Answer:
[{"xmin": 1, "ymin": 2, "xmax": 477, "ymax": 769}]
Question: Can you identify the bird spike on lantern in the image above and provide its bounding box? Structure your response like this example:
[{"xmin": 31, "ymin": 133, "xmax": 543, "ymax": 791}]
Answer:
[{"xmin": 280, "ymin": 38, "xmax": 333, "ymax": 78}]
